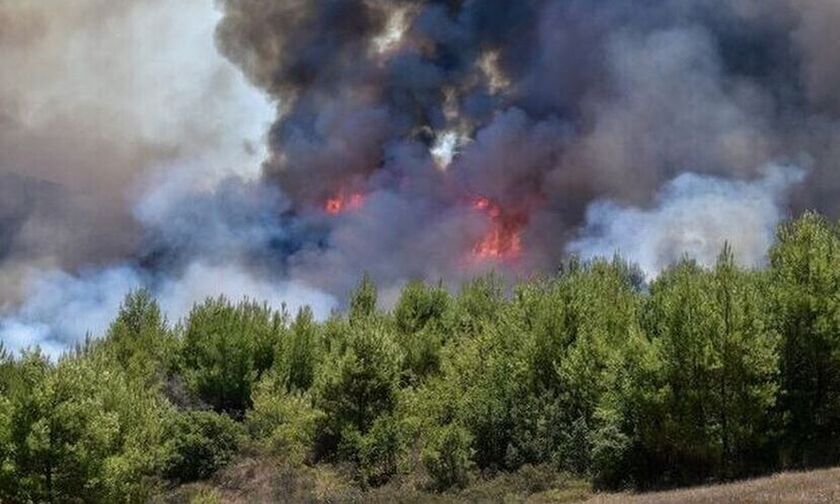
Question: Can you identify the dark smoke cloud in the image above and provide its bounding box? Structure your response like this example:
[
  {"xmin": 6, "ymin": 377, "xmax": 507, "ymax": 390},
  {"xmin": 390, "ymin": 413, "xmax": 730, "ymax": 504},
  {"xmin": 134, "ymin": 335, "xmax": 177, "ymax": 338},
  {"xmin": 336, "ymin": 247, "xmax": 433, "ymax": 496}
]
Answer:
[
  {"xmin": 4, "ymin": 0, "xmax": 840, "ymax": 354},
  {"xmin": 212, "ymin": 0, "xmax": 837, "ymax": 283}
]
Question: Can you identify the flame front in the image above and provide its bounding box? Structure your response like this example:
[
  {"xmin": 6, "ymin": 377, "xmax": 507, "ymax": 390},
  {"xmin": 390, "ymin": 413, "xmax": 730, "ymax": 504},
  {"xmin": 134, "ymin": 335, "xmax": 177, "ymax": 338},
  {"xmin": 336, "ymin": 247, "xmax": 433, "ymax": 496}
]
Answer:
[
  {"xmin": 471, "ymin": 197, "xmax": 524, "ymax": 261},
  {"xmin": 324, "ymin": 192, "xmax": 365, "ymax": 215}
]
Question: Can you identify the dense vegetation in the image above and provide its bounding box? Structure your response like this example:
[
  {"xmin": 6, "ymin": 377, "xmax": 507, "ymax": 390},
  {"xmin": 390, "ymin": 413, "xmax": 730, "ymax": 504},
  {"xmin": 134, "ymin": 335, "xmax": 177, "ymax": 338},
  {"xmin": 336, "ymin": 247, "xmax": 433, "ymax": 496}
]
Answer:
[{"xmin": 1, "ymin": 212, "xmax": 840, "ymax": 502}]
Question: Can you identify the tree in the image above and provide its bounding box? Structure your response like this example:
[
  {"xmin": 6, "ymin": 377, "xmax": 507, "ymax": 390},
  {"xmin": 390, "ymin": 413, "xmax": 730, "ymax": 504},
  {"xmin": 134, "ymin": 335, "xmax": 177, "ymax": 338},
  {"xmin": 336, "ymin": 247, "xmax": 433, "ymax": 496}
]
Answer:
[
  {"xmin": 247, "ymin": 374, "xmax": 325, "ymax": 464},
  {"xmin": 101, "ymin": 290, "xmax": 175, "ymax": 385},
  {"xmin": 770, "ymin": 212, "xmax": 840, "ymax": 466},
  {"xmin": 515, "ymin": 258, "xmax": 643, "ymax": 473},
  {"xmin": 313, "ymin": 319, "xmax": 402, "ymax": 463},
  {"xmin": 276, "ymin": 307, "xmax": 319, "ymax": 391},
  {"xmin": 637, "ymin": 250, "xmax": 778, "ymax": 484},
  {"xmin": 350, "ymin": 274, "xmax": 378, "ymax": 325},
  {"xmin": 0, "ymin": 351, "xmax": 171, "ymax": 502},
  {"xmin": 178, "ymin": 298, "xmax": 284, "ymax": 415},
  {"xmin": 393, "ymin": 280, "xmax": 450, "ymax": 381},
  {"xmin": 163, "ymin": 410, "xmax": 242, "ymax": 483}
]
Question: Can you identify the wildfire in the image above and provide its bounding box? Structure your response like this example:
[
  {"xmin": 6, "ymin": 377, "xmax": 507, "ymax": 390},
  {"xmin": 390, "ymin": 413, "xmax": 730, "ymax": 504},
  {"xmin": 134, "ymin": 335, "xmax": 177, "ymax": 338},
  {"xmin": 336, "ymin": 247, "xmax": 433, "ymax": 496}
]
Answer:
[
  {"xmin": 470, "ymin": 196, "xmax": 524, "ymax": 261},
  {"xmin": 324, "ymin": 192, "xmax": 365, "ymax": 215}
]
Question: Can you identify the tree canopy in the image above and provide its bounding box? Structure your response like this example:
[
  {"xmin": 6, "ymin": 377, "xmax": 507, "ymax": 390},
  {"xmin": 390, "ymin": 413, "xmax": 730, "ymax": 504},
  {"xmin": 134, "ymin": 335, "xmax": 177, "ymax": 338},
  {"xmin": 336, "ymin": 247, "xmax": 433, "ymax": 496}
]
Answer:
[{"xmin": 1, "ymin": 213, "xmax": 839, "ymax": 501}]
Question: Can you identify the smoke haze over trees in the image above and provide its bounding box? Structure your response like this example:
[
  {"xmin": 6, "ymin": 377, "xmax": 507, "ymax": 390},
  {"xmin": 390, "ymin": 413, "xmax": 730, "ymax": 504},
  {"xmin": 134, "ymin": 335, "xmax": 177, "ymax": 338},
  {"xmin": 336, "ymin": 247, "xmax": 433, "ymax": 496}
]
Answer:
[{"xmin": 1, "ymin": 214, "xmax": 840, "ymax": 501}]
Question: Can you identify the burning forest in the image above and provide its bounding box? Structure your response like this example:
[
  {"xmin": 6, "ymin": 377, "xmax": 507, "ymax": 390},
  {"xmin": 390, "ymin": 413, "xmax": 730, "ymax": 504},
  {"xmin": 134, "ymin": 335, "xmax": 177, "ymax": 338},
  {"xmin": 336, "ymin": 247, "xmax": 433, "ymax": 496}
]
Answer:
[
  {"xmin": 6, "ymin": 2, "xmax": 840, "ymax": 502},
  {"xmin": 1, "ymin": 0, "xmax": 840, "ymax": 354}
]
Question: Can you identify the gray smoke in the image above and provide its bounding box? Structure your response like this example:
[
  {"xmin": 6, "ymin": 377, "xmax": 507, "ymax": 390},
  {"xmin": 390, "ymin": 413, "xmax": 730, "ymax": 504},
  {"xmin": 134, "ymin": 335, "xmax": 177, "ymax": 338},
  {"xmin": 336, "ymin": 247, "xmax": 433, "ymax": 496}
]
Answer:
[
  {"xmin": 6, "ymin": 0, "xmax": 840, "ymax": 354},
  {"xmin": 569, "ymin": 164, "xmax": 806, "ymax": 278}
]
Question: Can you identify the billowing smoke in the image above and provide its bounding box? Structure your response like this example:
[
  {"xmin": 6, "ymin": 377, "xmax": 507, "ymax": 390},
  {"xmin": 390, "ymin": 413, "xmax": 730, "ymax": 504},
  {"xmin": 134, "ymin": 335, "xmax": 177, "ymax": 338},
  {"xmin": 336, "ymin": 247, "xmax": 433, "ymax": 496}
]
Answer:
[
  {"xmin": 0, "ymin": 262, "xmax": 336, "ymax": 356},
  {"xmin": 0, "ymin": 0, "xmax": 273, "ymax": 298},
  {"xmin": 569, "ymin": 165, "xmax": 806, "ymax": 278},
  {"xmin": 5, "ymin": 0, "xmax": 840, "ymax": 354}
]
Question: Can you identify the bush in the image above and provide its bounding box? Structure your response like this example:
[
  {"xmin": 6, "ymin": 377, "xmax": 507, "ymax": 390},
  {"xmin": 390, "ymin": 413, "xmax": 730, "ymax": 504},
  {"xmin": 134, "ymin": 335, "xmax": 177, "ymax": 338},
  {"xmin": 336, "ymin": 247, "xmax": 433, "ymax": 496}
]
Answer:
[
  {"xmin": 164, "ymin": 410, "xmax": 243, "ymax": 483},
  {"xmin": 178, "ymin": 298, "xmax": 284, "ymax": 415},
  {"xmin": 247, "ymin": 376, "xmax": 325, "ymax": 464},
  {"xmin": 356, "ymin": 414, "xmax": 406, "ymax": 486},
  {"xmin": 422, "ymin": 423, "xmax": 474, "ymax": 491},
  {"xmin": 190, "ymin": 488, "xmax": 223, "ymax": 504},
  {"xmin": 313, "ymin": 319, "xmax": 402, "ymax": 459}
]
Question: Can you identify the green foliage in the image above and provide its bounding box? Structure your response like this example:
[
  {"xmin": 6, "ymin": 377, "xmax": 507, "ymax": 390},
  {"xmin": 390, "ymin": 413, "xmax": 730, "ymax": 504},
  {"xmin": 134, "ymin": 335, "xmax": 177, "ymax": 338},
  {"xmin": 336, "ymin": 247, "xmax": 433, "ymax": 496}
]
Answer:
[
  {"xmin": 0, "ymin": 351, "xmax": 170, "ymax": 502},
  {"xmin": 355, "ymin": 414, "xmax": 406, "ymax": 486},
  {"xmin": 178, "ymin": 298, "xmax": 284, "ymax": 415},
  {"xmin": 350, "ymin": 274, "xmax": 378, "ymax": 324},
  {"xmin": 770, "ymin": 212, "xmax": 840, "ymax": 466},
  {"xmin": 393, "ymin": 280, "xmax": 450, "ymax": 381},
  {"xmin": 163, "ymin": 410, "xmax": 242, "ymax": 483},
  {"xmin": 277, "ymin": 307, "xmax": 320, "ymax": 391},
  {"xmin": 422, "ymin": 423, "xmax": 474, "ymax": 490},
  {"xmin": 247, "ymin": 374, "xmax": 325, "ymax": 464},
  {"xmin": 101, "ymin": 289, "xmax": 176, "ymax": 384},
  {"xmin": 190, "ymin": 488, "xmax": 223, "ymax": 504},
  {"xmin": 313, "ymin": 318, "xmax": 402, "ymax": 461},
  {"xmin": 632, "ymin": 248, "xmax": 779, "ymax": 484},
  {"xmin": 4, "ymin": 213, "xmax": 840, "ymax": 499}
]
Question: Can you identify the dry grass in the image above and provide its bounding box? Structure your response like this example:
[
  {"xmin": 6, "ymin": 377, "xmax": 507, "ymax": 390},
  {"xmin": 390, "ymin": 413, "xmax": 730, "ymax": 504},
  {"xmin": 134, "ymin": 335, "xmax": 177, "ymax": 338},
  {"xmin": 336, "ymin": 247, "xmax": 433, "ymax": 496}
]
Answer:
[
  {"xmin": 160, "ymin": 460, "xmax": 840, "ymax": 504},
  {"xmin": 157, "ymin": 458, "xmax": 590, "ymax": 504},
  {"xmin": 587, "ymin": 467, "xmax": 840, "ymax": 504}
]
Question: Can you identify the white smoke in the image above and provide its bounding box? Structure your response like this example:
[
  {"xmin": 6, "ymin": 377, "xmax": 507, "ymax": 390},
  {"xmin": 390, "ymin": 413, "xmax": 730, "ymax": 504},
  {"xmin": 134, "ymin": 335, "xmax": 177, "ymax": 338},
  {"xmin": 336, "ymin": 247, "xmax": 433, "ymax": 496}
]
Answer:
[
  {"xmin": 0, "ymin": 262, "xmax": 337, "ymax": 359},
  {"xmin": 156, "ymin": 262, "xmax": 338, "ymax": 324},
  {"xmin": 0, "ymin": 267, "xmax": 142, "ymax": 357},
  {"xmin": 568, "ymin": 164, "xmax": 806, "ymax": 278},
  {"xmin": 0, "ymin": 0, "xmax": 334, "ymax": 358}
]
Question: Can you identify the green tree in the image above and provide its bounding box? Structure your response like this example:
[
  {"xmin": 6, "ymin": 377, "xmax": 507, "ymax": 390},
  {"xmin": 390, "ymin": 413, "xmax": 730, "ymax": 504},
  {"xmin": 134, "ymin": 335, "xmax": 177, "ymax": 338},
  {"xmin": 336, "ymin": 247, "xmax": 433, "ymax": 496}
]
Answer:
[
  {"xmin": 247, "ymin": 374, "xmax": 325, "ymax": 464},
  {"xmin": 163, "ymin": 410, "xmax": 242, "ymax": 483},
  {"xmin": 350, "ymin": 274, "xmax": 378, "ymax": 325},
  {"xmin": 511, "ymin": 259, "xmax": 643, "ymax": 473},
  {"xmin": 101, "ymin": 289, "xmax": 175, "ymax": 385},
  {"xmin": 393, "ymin": 280, "xmax": 450, "ymax": 381},
  {"xmin": 178, "ymin": 298, "xmax": 284, "ymax": 415},
  {"xmin": 422, "ymin": 423, "xmax": 474, "ymax": 490},
  {"xmin": 276, "ymin": 307, "xmax": 319, "ymax": 391},
  {"xmin": 313, "ymin": 319, "xmax": 402, "ymax": 462},
  {"xmin": 770, "ymin": 212, "xmax": 840, "ymax": 465},
  {"xmin": 1, "ymin": 352, "xmax": 170, "ymax": 502},
  {"xmin": 637, "ymin": 250, "xmax": 778, "ymax": 484}
]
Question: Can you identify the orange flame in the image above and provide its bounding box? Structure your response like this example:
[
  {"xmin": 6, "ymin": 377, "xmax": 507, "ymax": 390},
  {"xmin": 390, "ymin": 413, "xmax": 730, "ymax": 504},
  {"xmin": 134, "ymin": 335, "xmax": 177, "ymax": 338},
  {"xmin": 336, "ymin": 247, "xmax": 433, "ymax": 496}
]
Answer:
[
  {"xmin": 471, "ymin": 196, "xmax": 523, "ymax": 261},
  {"xmin": 324, "ymin": 192, "xmax": 365, "ymax": 215}
]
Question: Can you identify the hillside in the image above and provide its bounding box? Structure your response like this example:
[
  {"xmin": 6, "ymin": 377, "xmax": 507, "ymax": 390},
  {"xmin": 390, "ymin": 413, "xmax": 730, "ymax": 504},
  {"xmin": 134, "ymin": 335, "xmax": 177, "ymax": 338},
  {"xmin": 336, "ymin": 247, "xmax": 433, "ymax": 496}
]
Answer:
[
  {"xmin": 163, "ymin": 460, "xmax": 840, "ymax": 504},
  {"xmin": 590, "ymin": 467, "xmax": 840, "ymax": 504}
]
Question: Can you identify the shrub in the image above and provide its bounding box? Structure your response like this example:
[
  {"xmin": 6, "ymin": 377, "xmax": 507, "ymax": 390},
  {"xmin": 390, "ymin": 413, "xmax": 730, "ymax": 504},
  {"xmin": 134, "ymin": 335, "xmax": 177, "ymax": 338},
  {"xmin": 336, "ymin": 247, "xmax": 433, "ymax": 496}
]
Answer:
[
  {"xmin": 314, "ymin": 319, "xmax": 402, "ymax": 459},
  {"xmin": 178, "ymin": 298, "xmax": 284, "ymax": 415},
  {"xmin": 164, "ymin": 410, "xmax": 242, "ymax": 483},
  {"xmin": 356, "ymin": 414, "xmax": 406, "ymax": 486},
  {"xmin": 422, "ymin": 423, "xmax": 474, "ymax": 491},
  {"xmin": 247, "ymin": 376, "xmax": 324, "ymax": 464},
  {"xmin": 190, "ymin": 488, "xmax": 223, "ymax": 504}
]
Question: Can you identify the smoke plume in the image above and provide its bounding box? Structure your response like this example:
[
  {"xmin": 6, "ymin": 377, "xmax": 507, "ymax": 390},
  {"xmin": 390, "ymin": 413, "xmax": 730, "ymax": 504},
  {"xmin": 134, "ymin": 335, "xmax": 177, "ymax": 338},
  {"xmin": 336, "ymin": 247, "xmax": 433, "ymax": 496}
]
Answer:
[
  {"xmin": 569, "ymin": 165, "xmax": 806, "ymax": 278},
  {"xmin": 6, "ymin": 0, "xmax": 840, "ymax": 354}
]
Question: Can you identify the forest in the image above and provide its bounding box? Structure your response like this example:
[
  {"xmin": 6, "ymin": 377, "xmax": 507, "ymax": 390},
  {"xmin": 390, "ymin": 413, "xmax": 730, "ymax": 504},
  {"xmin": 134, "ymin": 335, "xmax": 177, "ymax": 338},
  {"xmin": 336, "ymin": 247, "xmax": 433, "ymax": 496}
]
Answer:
[{"xmin": 1, "ymin": 211, "xmax": 839, "ymax": 503}]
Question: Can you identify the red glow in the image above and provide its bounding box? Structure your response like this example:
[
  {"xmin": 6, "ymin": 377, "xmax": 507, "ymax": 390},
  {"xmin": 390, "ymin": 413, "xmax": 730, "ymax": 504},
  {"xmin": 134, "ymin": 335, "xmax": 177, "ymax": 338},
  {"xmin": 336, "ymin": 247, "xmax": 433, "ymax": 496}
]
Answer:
[
  {"xmin": 470, "ymin": 196, "xmax": 524, "ymax": 261},
  {"xmin": 324, "ymin": 192, "xmax": 365, "ymax": 215}
]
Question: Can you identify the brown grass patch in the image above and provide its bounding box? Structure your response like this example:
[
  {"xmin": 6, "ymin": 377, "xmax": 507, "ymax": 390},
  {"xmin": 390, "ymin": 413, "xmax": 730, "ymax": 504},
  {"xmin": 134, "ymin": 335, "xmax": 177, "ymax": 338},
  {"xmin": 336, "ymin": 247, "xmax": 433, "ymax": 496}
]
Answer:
[{"xmin": 587, "ymin": 467, "xmax": 840, "ymax": 504}]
